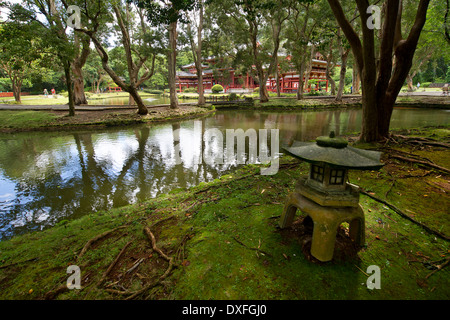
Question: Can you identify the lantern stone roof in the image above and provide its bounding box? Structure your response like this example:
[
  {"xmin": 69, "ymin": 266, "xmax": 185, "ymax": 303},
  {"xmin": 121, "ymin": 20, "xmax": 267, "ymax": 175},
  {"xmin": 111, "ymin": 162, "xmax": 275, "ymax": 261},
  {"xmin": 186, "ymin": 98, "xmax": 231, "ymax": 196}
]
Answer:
[{"xmin": 283, "ymin": 132, "xmax": 384, "ymax": 170}]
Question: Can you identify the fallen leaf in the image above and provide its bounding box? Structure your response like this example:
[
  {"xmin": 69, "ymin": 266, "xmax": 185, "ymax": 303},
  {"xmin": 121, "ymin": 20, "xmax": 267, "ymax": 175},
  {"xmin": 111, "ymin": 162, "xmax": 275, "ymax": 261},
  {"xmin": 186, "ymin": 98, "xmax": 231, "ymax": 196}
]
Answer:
[{"xmin": 182, "ymin": 260, "xmax": 190, "ymax": 267}]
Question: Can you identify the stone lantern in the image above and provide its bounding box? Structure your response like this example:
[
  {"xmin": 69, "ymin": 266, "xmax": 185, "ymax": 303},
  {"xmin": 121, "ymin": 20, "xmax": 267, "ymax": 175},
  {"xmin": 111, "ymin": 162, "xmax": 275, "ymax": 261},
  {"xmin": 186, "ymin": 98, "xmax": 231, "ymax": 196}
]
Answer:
[{"xmin": 279, "ymin": 132, "xmax": 383, "ymax": 262}]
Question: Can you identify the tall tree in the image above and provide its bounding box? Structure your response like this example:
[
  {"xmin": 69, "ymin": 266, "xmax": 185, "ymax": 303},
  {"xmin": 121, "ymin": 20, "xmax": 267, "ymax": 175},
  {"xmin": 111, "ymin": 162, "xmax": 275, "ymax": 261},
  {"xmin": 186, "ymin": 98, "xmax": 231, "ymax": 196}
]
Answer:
[
  {"xmin": 406, "ymin": 0, "xmax": 450, "ymax": 89},
  {"xmin": 9, "ymin": 0, "xmax": 79, "ymax": 115},
  {"xmin": 0, "ymin": 21, "xmax": 42, "ymax": 103},
  {"xmin": 327, "ymin": 0, "xmax": 431, "ymax": 142},
  {"xmin": 136, "ymin": 0, "xmax": 197, "ymax": 109},
  {"xmin": 211, "ymin": 0, "xmax": 290, "ymax": 103},
  {"xmin": 76, "ymin": 0, "xmax": 159, "ymax": 115},
  {"xmin": 186, "ymin": 0, "xmax": 205, "ymax": 106},
  {"xmin": 335, "ymin": 29, "xmax": 351, "ymax": 101},
  {"xmin": 283, "ymin": 1, "xmax": 318, "ymax": 100}
]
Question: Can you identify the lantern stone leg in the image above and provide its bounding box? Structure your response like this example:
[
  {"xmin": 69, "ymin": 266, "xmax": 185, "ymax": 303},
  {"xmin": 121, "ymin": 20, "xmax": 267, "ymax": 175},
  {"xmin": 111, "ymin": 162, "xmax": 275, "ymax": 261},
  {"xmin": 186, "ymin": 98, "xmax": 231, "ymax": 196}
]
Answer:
[{"xmin": 279, "ymin": 191, "xmax": 365, "ymax": 262}]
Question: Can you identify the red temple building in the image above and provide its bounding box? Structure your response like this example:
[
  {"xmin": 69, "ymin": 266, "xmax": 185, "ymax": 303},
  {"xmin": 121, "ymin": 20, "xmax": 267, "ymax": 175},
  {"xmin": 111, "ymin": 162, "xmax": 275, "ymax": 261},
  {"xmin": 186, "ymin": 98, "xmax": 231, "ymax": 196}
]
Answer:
[{"xmin": 176, "ymin": 54, "xmax": 329, "ymax": 94}]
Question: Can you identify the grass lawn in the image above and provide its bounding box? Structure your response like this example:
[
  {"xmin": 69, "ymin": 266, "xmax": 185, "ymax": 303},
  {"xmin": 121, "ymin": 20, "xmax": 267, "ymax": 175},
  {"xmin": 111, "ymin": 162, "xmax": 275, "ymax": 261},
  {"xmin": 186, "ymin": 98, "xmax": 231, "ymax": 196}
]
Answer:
[
  {"xmin": 0, "ymin": 110, "xmax": 59, "ymax": 129},
  {"xmin": 0, "ymin": 95, "xmax": 69, "ymax": 105},
  {"xmin": 0, "ymin": 92, "xmax": 159, "ymax": 106}
]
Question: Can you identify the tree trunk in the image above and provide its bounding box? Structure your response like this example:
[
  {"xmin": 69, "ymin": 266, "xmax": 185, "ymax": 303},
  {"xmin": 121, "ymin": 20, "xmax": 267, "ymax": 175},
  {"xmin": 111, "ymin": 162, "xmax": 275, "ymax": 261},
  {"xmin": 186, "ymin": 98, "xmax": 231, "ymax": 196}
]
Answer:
[
  {"xmin": 325, "ymin": 60, "xmax": 336, "ymax": 95},
  {"xmin": 129, "ymin": 87, "xmax": 147, "ymax": 114},
  {"xmin": 72, "ymin": 66, "xmax": 87, "ymax": 105},
  {"xmin": 323, "ymin": 41, "xmax": 336, "ymax": 95},
  {"xmin": 336, "ymin": 50, "xmax": 349, "ymax": 101},
  {"xmin": 197, "ymin": 2, "xmax": 205, "ymax": 106},
  {"xmin": 197, "ymin": 65, "xmax": 205, "ymax": 106},
  {"xmin": 168, "ymin": 21, "xmax": 179, "ymax": 109},
  {"xmin": 406, "ymin": 74, "xmax": 414, "ymax": 91},
  {"xmin": 303, "ymin": 46, "xmax": 315, "ymax": 92},
  {"xmin": 296, "ymin": 62, "xmax": 306, "ymax": 100},
  {"xmin": 72, "ymin": 34, "xmax": 90, "ymax": 106},
  {"xmin": 357, "ymin": 0, "xmax": 378, "ymax": 143},
  {"xmin": 256, "ymin": 65, "xmax": 270, "ymax": 103},
  {"xmin": 352, "ymin": 67, "xmax": 360, "ymax": 94},
  {"xmin": 275, "ymin": 56, "xmax": 281, "ymax": 97},
  {"xmin": 63, "ymin": 60, "xmax": 75, "ymax": 117},
  {"xmin": 12, "ymin": 80, "xmax": 21, "ymax": 104}
]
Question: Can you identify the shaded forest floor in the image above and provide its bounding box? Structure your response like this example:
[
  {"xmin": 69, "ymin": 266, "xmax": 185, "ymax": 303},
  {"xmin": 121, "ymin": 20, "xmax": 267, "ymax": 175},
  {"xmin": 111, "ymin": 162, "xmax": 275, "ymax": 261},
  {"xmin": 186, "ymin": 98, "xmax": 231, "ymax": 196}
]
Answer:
[{"xmin": 0, "ymin": 126, "xmax": 449, "ymax": 300}]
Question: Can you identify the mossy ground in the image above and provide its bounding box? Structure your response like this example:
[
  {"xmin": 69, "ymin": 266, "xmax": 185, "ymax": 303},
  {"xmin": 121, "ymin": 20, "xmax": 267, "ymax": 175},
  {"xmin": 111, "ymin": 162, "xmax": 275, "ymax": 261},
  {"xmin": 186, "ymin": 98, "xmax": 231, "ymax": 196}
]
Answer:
[
  {"xmin": 0, "ymin": 106, "xmax": 215, "ymax": 133},
  {"xmin": 0, "ymin": 127, "xmax": 448, "ymax": 300}
]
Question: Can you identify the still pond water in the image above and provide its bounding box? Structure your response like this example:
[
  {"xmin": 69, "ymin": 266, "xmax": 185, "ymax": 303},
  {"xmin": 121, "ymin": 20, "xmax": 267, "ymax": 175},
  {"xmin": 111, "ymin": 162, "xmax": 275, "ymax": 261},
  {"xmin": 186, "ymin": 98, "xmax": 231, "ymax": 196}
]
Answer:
[{"xmin": 0, "ymin": 108, "xmax": 448, "ymax": 240}]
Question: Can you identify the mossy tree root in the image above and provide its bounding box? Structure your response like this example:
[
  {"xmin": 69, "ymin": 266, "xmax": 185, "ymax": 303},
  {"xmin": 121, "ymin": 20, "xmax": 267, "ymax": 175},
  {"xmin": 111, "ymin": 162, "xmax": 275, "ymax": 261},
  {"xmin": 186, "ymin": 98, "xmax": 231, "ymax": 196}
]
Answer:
[
  {"xmin": 77, "ymin": 226, "xmax": 127, "ymax": 261},
  {"xmin": 361, "ymin": 190, "xmax": 450, "ymax": 241}
]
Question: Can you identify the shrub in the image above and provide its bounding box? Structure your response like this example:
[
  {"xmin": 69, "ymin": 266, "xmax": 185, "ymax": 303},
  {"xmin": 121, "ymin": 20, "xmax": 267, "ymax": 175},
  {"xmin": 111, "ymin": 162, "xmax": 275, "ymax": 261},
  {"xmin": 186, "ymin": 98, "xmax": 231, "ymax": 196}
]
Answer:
[
  {"xmin": 228, "ymin": 92, "xmax": 238, "ymax": 101},
  {"xmin": 183, "ymin": 87, "xmax": 198, "ymax": 93},
  {"xmin": 143, "ymin": 89, "xmax": 164, "ymax": 94},
  {"xmin": 211, "ymin": 84, "xmax": 224, "ymax": 94}
]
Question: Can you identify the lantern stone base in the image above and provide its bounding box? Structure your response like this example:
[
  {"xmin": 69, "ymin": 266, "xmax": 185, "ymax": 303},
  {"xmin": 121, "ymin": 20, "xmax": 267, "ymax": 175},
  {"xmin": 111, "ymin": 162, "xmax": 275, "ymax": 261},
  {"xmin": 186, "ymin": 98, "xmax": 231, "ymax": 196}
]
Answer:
[{"xmin": 279, "ymin": 177, "xmax": 365, "ymax": 262}]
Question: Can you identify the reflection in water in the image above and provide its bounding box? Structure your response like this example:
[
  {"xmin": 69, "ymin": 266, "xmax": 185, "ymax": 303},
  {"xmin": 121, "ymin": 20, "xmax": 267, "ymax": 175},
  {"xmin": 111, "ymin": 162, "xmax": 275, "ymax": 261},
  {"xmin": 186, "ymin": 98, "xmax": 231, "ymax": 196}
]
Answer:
[{"xmin": 0, "ymin": 108, "xmax": 448, "ymax": 240}]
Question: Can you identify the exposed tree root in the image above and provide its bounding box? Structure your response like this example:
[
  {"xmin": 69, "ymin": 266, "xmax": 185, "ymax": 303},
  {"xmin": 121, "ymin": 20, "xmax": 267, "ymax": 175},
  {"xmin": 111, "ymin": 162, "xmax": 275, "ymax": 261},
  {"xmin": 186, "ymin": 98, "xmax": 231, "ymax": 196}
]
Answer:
[
  {"xmin": 361, "ymin": 190, "xmax": 450, "ymax": 241},
  {"xmin": 425, "ymin": 257, "xmax": 450, "ymax": 279},
  {"xmin": 44, "ymin": 284, "xmax": 69, "ymax": 300},
  {"xmin": 77, "ymin": 226, "xmax": 127, "ymax": 261},
  {"xmin": 122, "ymin": 227, "xmax": 176, "ymax": 300},
  {"xmin": 389, "ymin": 154, "xmax": 450, "ymax": 174},
  {"xmin": 176, "ymin": 233, "xmax": 195, "ymax": 262},
  {"xmin": 97, "ymin": 240, "xmax": 132, "ymax": 287},
  {"xmin": 0, "ymin": 257, "xmax": 38, "ymax": 270},
  {"xmin": 104, "ymin": 226, "xmax": 179, "ymax": 299},
  {"xmin": 143, "ymin": 226, "xmax": 172, "ymax": 261},
  {"xmin": 381, "ymin": 147, "xmax": 436, "ymax": 164},
  {"xmin": 390, "ymin": 134, "xmax": 450, "ymax": 148},
  {"xmin": 233, "ymin": 236, "xmax": 273, "ymax": 257}
]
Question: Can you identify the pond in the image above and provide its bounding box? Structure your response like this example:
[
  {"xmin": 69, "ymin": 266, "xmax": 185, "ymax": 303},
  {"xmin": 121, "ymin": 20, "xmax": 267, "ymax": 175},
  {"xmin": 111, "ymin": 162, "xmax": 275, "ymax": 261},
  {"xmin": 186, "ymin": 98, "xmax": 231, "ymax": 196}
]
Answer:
[{"xmin": 0, "ymin": 107, "xmax": 448, "ymax": 240}]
